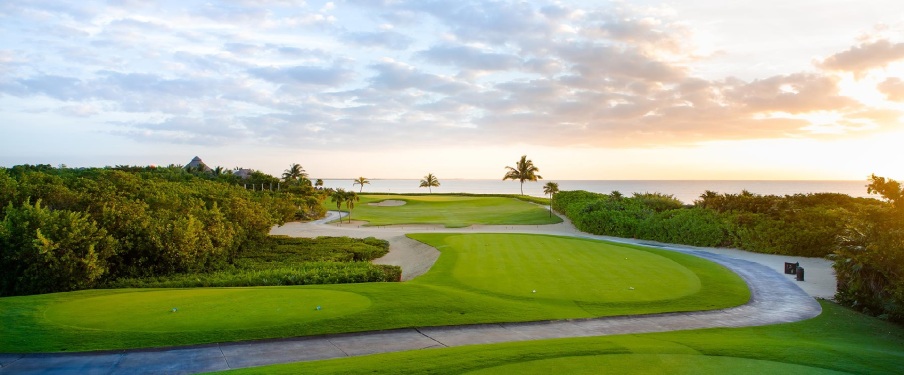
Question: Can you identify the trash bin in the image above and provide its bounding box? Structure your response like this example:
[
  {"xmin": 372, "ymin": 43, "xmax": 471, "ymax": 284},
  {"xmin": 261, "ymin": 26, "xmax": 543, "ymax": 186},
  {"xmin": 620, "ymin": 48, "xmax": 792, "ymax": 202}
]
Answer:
[
  {"xmin": 784, "ymin": 262, "xmax": 799, "ymax": 275},
  {"xmin": 796, "ymin": 267, "xmax": 805, "ymax": 281}
]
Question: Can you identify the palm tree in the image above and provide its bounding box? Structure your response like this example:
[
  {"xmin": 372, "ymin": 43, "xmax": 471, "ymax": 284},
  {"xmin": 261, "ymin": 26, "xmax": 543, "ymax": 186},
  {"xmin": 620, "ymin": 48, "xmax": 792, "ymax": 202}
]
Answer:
[
  {"xmin": 543, "ymin": 181, "xmax": 559, "ymax": 217},
  {"xmin": 352, "ymin": 177, "xmax": 370, "ymax": 193},
  {"xmin": 282, "ymin": 163, "xmax": 307, "ymax": 183},
  {"xmin": 315, "ymin": 179, "xmax": 324, "ymax": 189},
  {"xmin": 503, "ymin": 155, "xmax": 542, "ymax": 195},
  {"xmin": 419, "ymin": 173, "xmax": 440, "ymax": 193},
  {"xmin": 330, "ymin": 188, "xmax": 347, "ymax": 221},
  {"xmin": 344, "ymin": 191, "xmax": 359, "ymax": 223}
]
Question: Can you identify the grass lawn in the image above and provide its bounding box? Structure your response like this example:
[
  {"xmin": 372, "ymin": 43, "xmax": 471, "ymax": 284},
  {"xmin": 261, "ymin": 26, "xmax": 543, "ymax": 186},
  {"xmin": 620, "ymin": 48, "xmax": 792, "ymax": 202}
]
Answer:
[
  {"xmin": 328, "ymin": 195, "xmax": 562, "ymax": 227},
  {"xmin": 0, "ymin": 234, "xmax": 747, "ymax": 352},
  {"xmin": 214, "ymin": 300, "xmax": 904, "ymax": 374}
]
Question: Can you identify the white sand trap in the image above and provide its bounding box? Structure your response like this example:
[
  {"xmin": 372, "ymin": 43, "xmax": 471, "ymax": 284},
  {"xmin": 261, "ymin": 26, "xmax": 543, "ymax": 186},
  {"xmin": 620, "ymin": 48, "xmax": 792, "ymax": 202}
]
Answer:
[{"xmin": 368, "ymin": 199, "xmax": 406, "ymax": 207}]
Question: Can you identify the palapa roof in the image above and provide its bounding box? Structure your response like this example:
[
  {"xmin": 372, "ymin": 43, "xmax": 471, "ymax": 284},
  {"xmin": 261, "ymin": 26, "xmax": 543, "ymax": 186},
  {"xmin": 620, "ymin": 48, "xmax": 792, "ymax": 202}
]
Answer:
[{"xmin": 184, "ymin": 156, "xmax": 212, "ymax": 172}]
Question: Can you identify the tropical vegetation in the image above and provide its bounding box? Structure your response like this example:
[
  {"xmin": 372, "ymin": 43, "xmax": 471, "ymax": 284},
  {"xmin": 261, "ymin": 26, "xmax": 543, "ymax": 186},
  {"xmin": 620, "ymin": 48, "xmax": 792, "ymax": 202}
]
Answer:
[
  {"xmin": 419, "ymin": 173, "xmax": 440, "ymax": 193},
  {"xmin": 0, "ymin": 164, "xmax": 329, "ymax": 296},
  {"xmin": 543, "ymin": 181, "xmax": 559, "ymax": 217},
  {"xmin": 352, "ymin": 176, "xmax": 370, "ymax": 192},
  {"xmin": 834, "ymin": 174, "xmax": 904, "ymax": 322},
  {"xmin": 503, "ymin": 155, "xmax": 542, "ymax": 195}
]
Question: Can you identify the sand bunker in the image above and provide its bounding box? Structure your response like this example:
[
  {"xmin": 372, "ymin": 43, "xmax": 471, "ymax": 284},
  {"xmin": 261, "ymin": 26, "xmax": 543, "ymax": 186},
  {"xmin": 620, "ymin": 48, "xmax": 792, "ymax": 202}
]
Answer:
[{"xmin": 368, "ymin": 200, "xmax": 406, "ymax": 207}]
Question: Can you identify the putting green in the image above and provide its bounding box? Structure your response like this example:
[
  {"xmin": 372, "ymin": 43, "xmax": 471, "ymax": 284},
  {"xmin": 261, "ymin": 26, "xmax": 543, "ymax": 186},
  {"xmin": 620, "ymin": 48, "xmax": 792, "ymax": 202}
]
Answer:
[
  {"xmin": 464, "ymin": 354, "xmax": 849, "ymax": 374},
  {"xmin": 43, "ymin": 288, "xmax": 370, "ymax": 332},
  {"xmin": 416, "ymin": 233, "xmax": 701, "ymax": 302}
]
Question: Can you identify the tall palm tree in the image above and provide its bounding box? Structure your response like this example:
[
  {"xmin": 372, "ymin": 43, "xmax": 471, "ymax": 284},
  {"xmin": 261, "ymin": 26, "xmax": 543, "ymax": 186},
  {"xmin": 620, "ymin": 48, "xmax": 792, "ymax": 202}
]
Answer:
[
  {"xmin": 419, "ymin": 173, "xmax": 440, "ymax": 193},
  {"xmin": 503, "ymin": 155, "xmax": 542, "ymax": 195},
  {"xmin": 352, "ymin": 177, "xmax": 370, "ymax": 192},
  {"xmin": 282, "ymin": 163, "xmax": 307, "ymax": 183},
  {"xmin": 315, "ymin": 179, "xmax": 324, "ymax": 189},
  {"xmin": 329, "ymin": 188, "xmax": 347, "ymax": 221},
  {"xmin": 344, "ymin": 191, "xmax": 359, "ymax": 223},
  {"xmin": 543, "ymin": 181, "xmax": 559, "ymax": 217}
]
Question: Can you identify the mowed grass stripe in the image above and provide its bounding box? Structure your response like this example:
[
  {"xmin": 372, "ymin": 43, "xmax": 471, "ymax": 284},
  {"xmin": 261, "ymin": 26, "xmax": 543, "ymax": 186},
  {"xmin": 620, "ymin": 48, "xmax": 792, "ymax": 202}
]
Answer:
[{"xmin": 335, "ymin": 195, "xmax": 561, "ymax": 227}]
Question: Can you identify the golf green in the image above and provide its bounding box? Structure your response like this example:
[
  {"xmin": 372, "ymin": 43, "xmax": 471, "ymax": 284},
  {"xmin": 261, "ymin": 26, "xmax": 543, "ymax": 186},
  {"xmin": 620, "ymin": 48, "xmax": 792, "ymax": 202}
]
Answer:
[
  {"xmin": 464, "ymin": 354, "xmax": 849, "ymax": 374},
  {"xmin": 43, "ymin": 288, "xmax": 371, "ymax": 332},
  {"xmin": 435, "ymin": 233, "xmax": 700, "ymax": 302}
]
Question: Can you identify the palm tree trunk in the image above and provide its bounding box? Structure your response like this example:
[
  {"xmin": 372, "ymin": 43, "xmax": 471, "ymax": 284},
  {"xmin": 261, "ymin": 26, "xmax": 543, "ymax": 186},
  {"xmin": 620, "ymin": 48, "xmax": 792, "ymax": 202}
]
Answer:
[{"xmin": 520, "ymin": 181, "xmax": 524, "ymax": 195}]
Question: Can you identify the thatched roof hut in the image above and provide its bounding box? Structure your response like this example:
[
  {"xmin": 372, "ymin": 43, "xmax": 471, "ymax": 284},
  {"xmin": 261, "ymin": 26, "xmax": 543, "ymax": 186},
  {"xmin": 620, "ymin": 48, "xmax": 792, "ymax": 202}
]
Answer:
[{"xmin": 184, "ymin": 156, "xmax": 211, "ymax": 172}]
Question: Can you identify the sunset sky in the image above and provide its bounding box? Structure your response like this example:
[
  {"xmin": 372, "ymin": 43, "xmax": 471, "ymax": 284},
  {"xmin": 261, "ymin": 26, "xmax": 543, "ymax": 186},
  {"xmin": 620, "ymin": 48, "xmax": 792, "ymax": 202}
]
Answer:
[{"xmin": 2, "ymin": 0, "xmax": 903, "ymax": 180}]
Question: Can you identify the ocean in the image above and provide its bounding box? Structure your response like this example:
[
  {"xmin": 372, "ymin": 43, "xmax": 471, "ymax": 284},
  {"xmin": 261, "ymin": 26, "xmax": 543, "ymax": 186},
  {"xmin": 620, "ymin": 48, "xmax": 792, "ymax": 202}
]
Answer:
[{"xmin": 320, "ymin": 179, "xmax": 875, "ymax": 204}]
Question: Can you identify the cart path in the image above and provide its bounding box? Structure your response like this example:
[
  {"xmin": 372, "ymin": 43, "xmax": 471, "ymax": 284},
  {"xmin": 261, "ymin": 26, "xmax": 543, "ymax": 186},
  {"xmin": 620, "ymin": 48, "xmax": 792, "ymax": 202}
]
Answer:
[{"xmin": 0, "ymin": 213, "xmax": 822, "ymax": 374}]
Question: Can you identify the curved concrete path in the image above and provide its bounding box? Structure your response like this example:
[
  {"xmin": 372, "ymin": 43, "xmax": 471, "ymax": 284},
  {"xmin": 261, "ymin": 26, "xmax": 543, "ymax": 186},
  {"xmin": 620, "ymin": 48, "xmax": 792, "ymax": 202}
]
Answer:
[{"xmin": 0, "ymin": 212, "xmax": 823, "ymax": 375}]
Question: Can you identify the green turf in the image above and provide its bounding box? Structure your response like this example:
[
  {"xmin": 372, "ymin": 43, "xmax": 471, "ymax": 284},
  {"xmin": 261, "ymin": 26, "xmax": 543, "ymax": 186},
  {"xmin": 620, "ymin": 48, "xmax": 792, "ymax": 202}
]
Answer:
[
  {"xmin": 213, "ymin": 301, "xmax": 904, "ymax": 375},
  {"xmin": 443, "ymin": 234, "xmax": 700, "ymax": 302},
  {"xmin": 43, "ymin": 288, "xmax": 371, "ymax": 332},
  {"xmin": 331, "ymin": 195, "xmax": 562, "ymax": 227},
  {"xmin": 0, "ymin": 234, "xmax": 747, "ymax": 352},
  {"xmin": 465, "ymin": 354, "xmax": 848, "ymax": 375}
]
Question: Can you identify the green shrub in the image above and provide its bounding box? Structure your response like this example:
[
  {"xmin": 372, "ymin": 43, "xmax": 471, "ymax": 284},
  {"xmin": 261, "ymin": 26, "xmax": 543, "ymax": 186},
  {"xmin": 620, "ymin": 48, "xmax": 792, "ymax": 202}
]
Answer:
[{"xmin": 106, "ymin": 262, "xmax": 402, "ymax": 288}]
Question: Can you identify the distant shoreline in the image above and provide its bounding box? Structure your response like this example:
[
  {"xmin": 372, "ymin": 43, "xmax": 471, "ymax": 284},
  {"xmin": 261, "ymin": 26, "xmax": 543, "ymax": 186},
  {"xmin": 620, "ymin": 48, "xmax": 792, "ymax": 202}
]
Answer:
[{"xmin": 318, "ymin": 179, "xmax": 873, "ymax": 204}]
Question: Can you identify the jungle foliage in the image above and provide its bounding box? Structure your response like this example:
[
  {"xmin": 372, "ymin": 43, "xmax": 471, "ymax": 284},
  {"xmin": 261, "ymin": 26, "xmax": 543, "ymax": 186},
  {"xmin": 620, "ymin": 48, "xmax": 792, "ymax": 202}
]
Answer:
[
  {"xmin": 0, "ymin": 164, "xmax": 332, "ymax": 296},
  {"xmin": 834, "ymin": 174, "xmax": 904, "ymax": 322}
]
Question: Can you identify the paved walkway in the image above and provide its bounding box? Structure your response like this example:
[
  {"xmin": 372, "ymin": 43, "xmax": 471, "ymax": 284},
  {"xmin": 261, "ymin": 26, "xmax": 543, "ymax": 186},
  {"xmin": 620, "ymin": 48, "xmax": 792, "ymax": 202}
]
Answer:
[{"xmin": 0, "ymin": 213, "xmax": 823, "ymax": 375}]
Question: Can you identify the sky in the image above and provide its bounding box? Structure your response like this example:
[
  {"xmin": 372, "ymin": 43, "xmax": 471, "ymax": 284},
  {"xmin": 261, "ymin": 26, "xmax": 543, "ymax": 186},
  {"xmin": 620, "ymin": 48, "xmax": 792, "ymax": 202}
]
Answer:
[{"xmin": 1, "ymin": 0, "xmax": 903, "ymax": 180}]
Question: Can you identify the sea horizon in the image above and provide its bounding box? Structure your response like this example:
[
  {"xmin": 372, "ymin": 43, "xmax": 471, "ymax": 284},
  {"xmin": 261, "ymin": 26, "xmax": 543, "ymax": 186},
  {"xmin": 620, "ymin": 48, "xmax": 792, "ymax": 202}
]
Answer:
[{"xmin": 319, "ymin": 179, "xmax": 875, "ymax": 204}]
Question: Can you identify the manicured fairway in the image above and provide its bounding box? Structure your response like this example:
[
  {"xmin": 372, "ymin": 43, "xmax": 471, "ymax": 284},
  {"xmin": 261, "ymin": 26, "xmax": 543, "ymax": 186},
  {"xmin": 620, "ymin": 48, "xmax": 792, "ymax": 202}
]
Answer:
[
  {"xmin": 0, "ymin": 234, "xmax": 747, "ymax": 352},
  {"xmin": 215, "ymin": 301, "xmax": 904, "ymax": 375},
  {"xmin": 331, "ymin": 195, "xmax": 561, "ymax": 227}
]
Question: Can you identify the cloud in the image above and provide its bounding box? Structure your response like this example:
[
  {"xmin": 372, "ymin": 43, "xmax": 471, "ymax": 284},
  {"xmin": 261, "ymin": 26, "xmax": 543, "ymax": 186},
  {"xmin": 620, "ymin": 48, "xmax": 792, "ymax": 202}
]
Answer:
[
  {"xmin": 820, "ymin": 39, "xmax": 904, "ymax": 74},
  {"xmin": 367, "ymin": 60, "xmax": 470, "ymax": 94},
  {"xmin": 725, "ymin": 73, "xmax": 857, "ymax": 114},
  {"xmin": 111, "ymin": 116, "xmax": 252, "ymax": 146},
  {"xmin": 248, "ymin": 65, "xmax": 353, "ymax": 86},
  {"xmin": 13, "ymin": 75, "xmax": 85, "ymax": 101},
  {"xmin": 418, "ymin": 44, "xmax": 522, "ymax": 71},
  {"xmin": 55, "ymin": 104, "xmax": 100, "ymax": 117},
  {"xmin": 878, "ymin": 77, "xmax": 904, "ymax": 101},
  {"xmin": 340, "ymin": 30, "xmax": 413, "ymax": 50}
]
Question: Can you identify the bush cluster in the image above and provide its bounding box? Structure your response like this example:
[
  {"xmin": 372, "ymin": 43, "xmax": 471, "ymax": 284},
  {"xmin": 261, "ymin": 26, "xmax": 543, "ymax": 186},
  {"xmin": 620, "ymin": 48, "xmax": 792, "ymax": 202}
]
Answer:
[
  {"xmin": 554, "ymin": 189, "xmax": 879, "ymax": 255},
  {"xmin": 0, "ymin": 165, "xmax": 321, "ymax": 295}
]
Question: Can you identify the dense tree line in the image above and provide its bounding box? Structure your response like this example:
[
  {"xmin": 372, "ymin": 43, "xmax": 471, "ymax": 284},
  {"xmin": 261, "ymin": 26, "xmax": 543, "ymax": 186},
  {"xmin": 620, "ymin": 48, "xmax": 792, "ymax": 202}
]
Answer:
[
  {"xmin": 0, "ymin": 164, "xmax": 326, "ymax": 296},
  {"xmin": 553, "ymin": 181, "xmax": 904, "ymax": 322},
  {"xmin": 834, "ymin": 175, "xmax": 904, "ymax": 321},
  {"xmin": 554, "ymin": 189, "xmax": 878, "ymax": 255}
]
